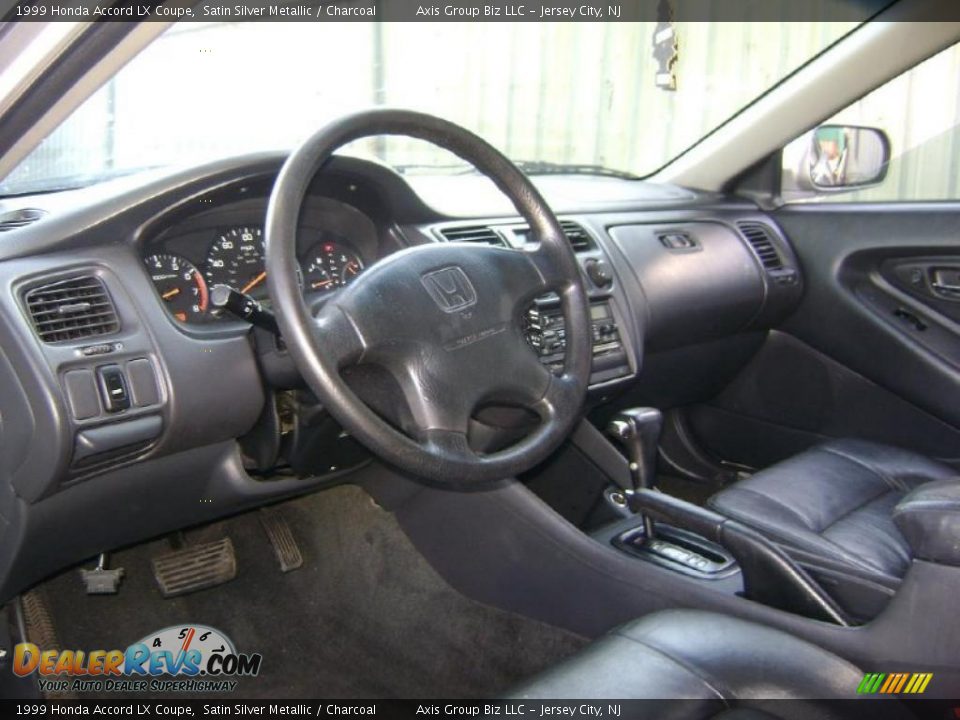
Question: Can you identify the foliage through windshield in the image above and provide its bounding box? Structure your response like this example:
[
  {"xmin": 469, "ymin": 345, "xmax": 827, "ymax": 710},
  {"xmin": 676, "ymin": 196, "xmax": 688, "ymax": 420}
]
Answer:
[{"xmin": 0, "ymin": 21, "xmax": 858, "ymax": 195}]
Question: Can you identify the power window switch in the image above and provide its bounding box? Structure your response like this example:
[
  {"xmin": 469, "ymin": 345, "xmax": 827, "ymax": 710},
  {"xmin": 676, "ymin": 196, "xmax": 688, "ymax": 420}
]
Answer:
[{"xmin": 98, "ymin": 365, "xmax": 130, "ymax": 413}]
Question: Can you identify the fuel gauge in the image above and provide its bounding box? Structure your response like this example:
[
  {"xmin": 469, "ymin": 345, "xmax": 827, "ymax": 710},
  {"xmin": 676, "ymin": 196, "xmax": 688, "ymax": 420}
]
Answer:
[{"xmin": 302, "ymin": 240, "xmax": 364, "ymax": 293}]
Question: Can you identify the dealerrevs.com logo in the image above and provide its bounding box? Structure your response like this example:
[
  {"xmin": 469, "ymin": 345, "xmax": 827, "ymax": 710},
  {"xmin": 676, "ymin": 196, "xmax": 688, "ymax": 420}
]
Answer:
[{"xmin": 13, "ymin": 624, "xmax": 262, "ymax": 694}]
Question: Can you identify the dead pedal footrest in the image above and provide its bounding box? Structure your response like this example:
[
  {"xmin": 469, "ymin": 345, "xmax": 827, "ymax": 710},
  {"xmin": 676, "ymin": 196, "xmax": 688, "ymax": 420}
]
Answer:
[
  {"xmin": 259, "ymin": 508, "xmax": 303, "ymax": 572},
  {"xmin": 151, "ymin": 537, "xmax": 237, "ymax": 597}
]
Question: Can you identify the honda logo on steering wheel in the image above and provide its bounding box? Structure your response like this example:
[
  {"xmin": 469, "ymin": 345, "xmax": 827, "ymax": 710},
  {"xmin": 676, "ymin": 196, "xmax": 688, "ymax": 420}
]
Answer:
[{"xmin": 420, "ymin": 266, "xmax": 477, "ymax": 313}]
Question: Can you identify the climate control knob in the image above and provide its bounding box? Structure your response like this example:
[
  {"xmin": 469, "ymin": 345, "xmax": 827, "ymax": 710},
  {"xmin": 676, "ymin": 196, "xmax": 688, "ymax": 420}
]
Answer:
[{"xmin": 585, "ymin": 259, "xmax": 613, "ymax": 288}]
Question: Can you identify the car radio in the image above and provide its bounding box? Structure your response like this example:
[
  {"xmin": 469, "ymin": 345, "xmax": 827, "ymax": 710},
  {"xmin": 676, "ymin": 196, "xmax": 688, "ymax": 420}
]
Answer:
[{"xmin": 524, "ymin": 300, "xmax": 631, "ymax": 385}]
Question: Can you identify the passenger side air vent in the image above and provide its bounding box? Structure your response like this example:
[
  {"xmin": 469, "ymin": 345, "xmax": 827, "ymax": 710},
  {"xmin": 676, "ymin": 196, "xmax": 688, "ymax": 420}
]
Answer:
[
  {"xmin": 559, "ymin": 220, "xmax": 594, "ymax": 252},
  {"xmin": 0, "ymin": 208, "xmax": 46, "ymax": 233},
  {"xmin": 439, "ymin": 225, "xmax": 506, "ymax": 247},
  {"xmin": 24, "ymin": 275, "xmax": 120, "ymax": 343},
  {"xmin": 737, "ymin": 222, "xmax": 783, "ymax": 270}
]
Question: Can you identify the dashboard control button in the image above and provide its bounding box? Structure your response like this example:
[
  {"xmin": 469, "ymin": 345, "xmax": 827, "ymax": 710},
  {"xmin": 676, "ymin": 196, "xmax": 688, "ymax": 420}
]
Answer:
[
  {"xmin": 80, "ymin": 342, "xmax": 117, "ymax": 357},
  {"xmin": 63, "ymin": 369, "xmax": 101, "ymax": 420},
  {"xmin": 585, "ymin": 259, "xmax": 613, "ymax": 288},
  {"xmin": 97, "ymin": 365, "xmax": 131, "ymax": 413},
  {"xmin": 127, "ymin": 358, "xmax": 160, "ymax": 407}
]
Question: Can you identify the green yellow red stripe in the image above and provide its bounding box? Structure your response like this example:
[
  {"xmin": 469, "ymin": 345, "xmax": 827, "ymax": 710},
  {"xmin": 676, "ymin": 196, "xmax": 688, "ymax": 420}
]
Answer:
[{"xmin": 859, "ymin": 671, "xmax": 932, "ymax": 694}]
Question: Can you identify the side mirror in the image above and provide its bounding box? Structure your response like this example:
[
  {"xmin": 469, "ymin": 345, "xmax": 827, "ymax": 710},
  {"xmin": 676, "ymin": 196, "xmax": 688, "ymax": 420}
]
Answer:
[{"xmin": 798, "ymin": 124, "xmax": 891, "ymax": 192}]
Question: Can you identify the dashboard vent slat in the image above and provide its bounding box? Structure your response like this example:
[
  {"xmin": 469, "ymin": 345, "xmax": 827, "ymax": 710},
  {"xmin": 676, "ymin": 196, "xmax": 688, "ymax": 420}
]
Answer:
[
  {"xmin": 439, "ymin": 225, "xmax": 506, "ymax": 247},
  {"xmin": 0, "ymin": 208, "xmax": 46, "ymax": 233},
  {"xmin": 24, "ymin": 275, "xmax": 120, "ymax": 343},
  {"xmin": 559, "ymin": 220, "xmax": 594, "ymax": 252},
  {"xmin": 515, "ymin": 220, "xmax": 595, "ymax": 253},
  {"xmin": 737, "ymin": 222, "xmax": 783, "ymax": 270}
]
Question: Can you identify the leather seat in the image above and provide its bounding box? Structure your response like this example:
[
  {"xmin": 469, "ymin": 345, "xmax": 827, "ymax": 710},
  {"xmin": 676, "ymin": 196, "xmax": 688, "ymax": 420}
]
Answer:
[
  {"xmin": 707, "ymin": 439, "xmax": 956, "ymax": 582},
  {"xmin": 510, "ymin": 609, "xmax": 907, "ymax": 717}
]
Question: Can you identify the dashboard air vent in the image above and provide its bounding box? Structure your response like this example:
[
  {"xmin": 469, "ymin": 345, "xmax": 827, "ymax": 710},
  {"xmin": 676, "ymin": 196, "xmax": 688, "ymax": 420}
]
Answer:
[
  {"xmin": 24, "ymin": 275, "xmax": 120, "ymax": 343},
  {"xmin": 439, "ymin": 225, "xmax": 506, "ymax": 247},
  {"xmin": 559, "ymin": 220, "xmax": 594, "ymax": 252},
  {"xmin": 0, "ymin": 208, "xmax": 46, "ymax": 233},
  {"xmin": 737, "ymin": 222, "xmax": 783, "ymax": 270},
  {"xmin": 515, "ymin": 221, "xmax": 595, "ymax": 252}
]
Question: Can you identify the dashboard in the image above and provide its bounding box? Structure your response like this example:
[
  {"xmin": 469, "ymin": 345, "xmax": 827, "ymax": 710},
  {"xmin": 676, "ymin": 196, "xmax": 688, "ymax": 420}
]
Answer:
[{"xmin": 0, "ymin": 152, "xmax": 803, "ymax": 601}]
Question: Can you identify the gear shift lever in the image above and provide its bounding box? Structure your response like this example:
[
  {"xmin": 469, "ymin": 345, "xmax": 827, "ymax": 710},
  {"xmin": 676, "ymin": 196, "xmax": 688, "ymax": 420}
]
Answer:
[{"xmin": 608, "ymin": 407, "xmax": 663, "ymax": 539}]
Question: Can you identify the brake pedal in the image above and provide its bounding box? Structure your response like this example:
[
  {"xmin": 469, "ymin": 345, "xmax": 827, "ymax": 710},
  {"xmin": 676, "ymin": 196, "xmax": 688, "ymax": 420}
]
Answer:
[
  {"xmin": 151, "ymin": 537, "xmax": 237, "ymax": 597},
  {"xmin": 80, "ymin": 553, "xmax": 124, "ymax": 594},
  {"xmin": 259, "ymin": 508, "xmax": 303, "ymax": 572}
]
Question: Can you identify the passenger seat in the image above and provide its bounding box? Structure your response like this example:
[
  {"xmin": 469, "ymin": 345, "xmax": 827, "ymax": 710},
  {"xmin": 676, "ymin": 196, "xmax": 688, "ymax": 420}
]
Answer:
[{"xmin": 707, "ymin": 439, "xmax": 957, "ymax": 618}]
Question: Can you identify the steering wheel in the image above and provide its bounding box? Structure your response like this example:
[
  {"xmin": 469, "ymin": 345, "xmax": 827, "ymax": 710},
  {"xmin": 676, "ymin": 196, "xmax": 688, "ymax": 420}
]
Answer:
[{"xmin": 265, "ymin": 109, "xmax": 591, "ymax": 485}]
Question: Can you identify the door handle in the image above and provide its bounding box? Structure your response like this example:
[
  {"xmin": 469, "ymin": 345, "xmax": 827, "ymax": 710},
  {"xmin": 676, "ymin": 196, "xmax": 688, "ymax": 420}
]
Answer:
[{"xmin": 930, "ymin": 267, "xmax": 960, "ymax": 300}]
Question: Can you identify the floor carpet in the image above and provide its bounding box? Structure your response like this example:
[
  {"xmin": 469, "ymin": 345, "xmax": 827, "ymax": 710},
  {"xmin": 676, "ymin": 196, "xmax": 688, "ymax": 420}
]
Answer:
[{"xmin": 33, "ymin": 484, "xmax": 587, "ymax": 699}]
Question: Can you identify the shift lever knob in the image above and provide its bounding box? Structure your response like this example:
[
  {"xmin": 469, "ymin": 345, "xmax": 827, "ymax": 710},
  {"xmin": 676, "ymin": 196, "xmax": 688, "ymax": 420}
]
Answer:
[
  {"xmin": 607, "ymin": 407, "xmax": 663, "ymax": 491},
  {"xmin": 607, "ymin": 407, "xmax": 663, "ymax": 541}
]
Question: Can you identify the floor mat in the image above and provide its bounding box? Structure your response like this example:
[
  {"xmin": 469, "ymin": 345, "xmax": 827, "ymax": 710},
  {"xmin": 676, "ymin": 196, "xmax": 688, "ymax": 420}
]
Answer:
[{"xmin": 35, "ymin": 484, "xmax": 587, "ymax": 699}]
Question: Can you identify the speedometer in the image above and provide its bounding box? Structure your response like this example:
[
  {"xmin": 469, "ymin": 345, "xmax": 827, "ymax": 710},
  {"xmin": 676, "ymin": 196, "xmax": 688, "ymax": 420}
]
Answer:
[
  {"xmin": 204, "ymin": 226, "xmax": 267, "ymax": 298},
  {"xmin": 302, "ymin": 239, "xmax": 364, "ymax": 293}
]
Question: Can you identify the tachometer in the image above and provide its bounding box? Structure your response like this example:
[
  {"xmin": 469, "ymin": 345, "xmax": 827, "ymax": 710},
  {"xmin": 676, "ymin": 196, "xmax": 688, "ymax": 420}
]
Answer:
[
  {"xmin": 145, "ymin": 253, "xmax": 209, "ymax": 323},
  {"xmin": 302, "ymin": 239, "xmax": 364, "ymax": 293},
  {"xmin": 204, "ymin": 226, "xmax": 267, "ymax": 298}
]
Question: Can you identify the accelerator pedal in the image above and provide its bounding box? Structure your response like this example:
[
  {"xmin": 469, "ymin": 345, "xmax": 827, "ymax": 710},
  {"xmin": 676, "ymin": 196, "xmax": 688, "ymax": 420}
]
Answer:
[
  {"xmin": 151, "ymin": 537, "xmax": 237, "ymax": 598},
  {"xmin": 259, "ymin": 508, "xmax": 303, "ymax": 572}
]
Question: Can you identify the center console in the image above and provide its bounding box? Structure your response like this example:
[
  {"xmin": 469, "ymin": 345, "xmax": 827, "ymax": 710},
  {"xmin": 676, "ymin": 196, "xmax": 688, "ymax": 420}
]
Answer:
[
  {"xmin": 602, "ymin": 520, "xmax": 738, "ymax": 579},
  {"xmin": 570, "ymin": 411, "xmax": 853, "ymax": 626},
  {"xmin": 525, "ymin": 299, "xmax": 631, "ymax": 385}
]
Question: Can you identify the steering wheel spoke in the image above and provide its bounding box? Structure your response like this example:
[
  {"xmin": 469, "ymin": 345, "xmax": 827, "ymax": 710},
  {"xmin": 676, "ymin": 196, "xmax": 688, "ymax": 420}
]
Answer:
[
  {"xmin": 535, "ymin": 373, "xmax": 584, "ymax": 425},
  {"xmin": 526, "ymin": 233, "xmax": 578, "ymax": 296},
  {"xmin": 391, "ymin": 348, "xmax": 477, "ymax": 437},
  {"xmin": 423, "ymin": 428, "xmax": 478, "ymax": 466},
  {"xmin": 312, "ymin": 301, "xmax": 366, "ymax": 369},
  {"xmin": 485, "ymin": 337, "xmax": 555, "ymax": 407}
]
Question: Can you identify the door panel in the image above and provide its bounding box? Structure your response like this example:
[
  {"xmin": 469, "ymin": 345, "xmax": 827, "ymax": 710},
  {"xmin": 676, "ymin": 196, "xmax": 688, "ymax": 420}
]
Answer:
[
  {"xmin": 880, "ymin": 256, "xmax": 960, "ymax": 323},
  {"xmin": 690, "ymin": 204, "xmax": 960, "ymax": 468},
  {"xmin": 690, "ymin": 330, "xmax": 960, "ymax": 469}
]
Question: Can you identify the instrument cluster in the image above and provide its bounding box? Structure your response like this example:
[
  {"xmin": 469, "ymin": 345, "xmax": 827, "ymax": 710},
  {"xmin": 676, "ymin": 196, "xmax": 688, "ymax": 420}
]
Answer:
[{"xmin": 141, "ymin": 197, "xmax": 375, "ymax": 324}]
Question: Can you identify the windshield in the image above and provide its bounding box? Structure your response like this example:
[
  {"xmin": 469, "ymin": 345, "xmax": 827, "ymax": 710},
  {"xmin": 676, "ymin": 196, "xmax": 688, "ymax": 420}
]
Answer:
[{"xmin": 0, "ymin": 21, "xmax": 859, "ymax": 195}]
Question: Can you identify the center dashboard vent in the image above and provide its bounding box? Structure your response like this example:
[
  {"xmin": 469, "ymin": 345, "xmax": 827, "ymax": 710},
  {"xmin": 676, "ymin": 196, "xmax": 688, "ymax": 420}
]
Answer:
[
  {"xmin": 24, "ymin": 275, "xmax": 120, "ymax": 343},
  {"xmin": 559, "ymin": 220, "xmax": 594, "ymax": 252},
  {"xmin": 737, "ymin": 221, "xmax": 783, "ymax": 270},
  {"xmin": 513, "ymin": 220, "xmax": 596, "ymax": 252},
  {"xmin": 0, "ymin": 208, "xmax": 46, "ymax": 233},
  {"xmin": 439, "ymin": 225, "xmax": 507, "ymax": 247}
]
